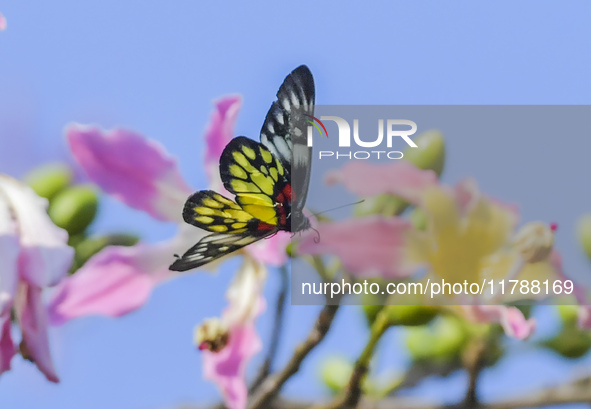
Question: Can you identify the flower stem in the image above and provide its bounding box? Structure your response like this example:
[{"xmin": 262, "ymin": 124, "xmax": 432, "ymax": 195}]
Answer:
[{"xmin": 315, "ymin": 309, "xmax": 392, "ymax": 409}]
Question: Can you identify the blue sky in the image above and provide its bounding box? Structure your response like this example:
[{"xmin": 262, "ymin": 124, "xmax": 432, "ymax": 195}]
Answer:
[{"xmin": 1, "ymin": 1, "xmax": 591, "ymax": 408}]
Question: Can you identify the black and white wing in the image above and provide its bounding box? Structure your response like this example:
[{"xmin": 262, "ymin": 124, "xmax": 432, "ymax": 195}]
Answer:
[
  {"xmin": 260, "ymin": 65, "xmax": 315, "ymax": 213},
  {"xmin": 169, "ymin": 230, "xmax": 274, "ymax": 271}
]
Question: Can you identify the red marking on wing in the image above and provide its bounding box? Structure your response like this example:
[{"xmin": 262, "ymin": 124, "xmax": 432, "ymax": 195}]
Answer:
[
  {"xmin": 257, "ymin": 221, "xmax": 277, "ymax": 231},
  {"xmin": 277, "ymin": 197, "xmax": 287, "ymax": 226},
  {"xmin": 283, "ymin": 184, "xmax": 292, "ymax": 202}
]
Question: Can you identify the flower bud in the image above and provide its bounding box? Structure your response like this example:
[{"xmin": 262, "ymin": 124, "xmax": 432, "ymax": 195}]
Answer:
[
  {"xmin": 513, "ymin": 221, "xmax": 555, "ymax": 263},
  {"xmin": 410, "ymin": 207, "xmax": 428, "ymax": 231},
  {"xmin": 320, "ymin": 356, "xmax": 353, "ymax": 394},
  {"xmin": 557, "ymin": 305, "xmax": 580, "ymax": 326},
  {"xmin": 406, "ymin": 316, "xmax": 467, "ymax": 363},
  {"xmin": 71, "ymin": 234, "xmax": 140, "ymax": 273},
  {"xmin": 194, "ymin": 318, "xmax": 230, "ymax": 353},
  {"xmin": 577, "ymin": 214, "xmax": 591, "ymax": 261},
  {"xmin": 354, "ymin": 194, "xmax": 408, "ymax": 218},
  {"xmin": 542, "ymin": 326, "xmax": 591, "ymax": 359},
  {"xmin": 403, "ymin": 130, "xmax": 446, "ymax": 177},
  {"xmin": 384, "ymin": 305, "xmax": 438, "ymax": 327},
  {"xmin": 24, "ymin": 163, "xmax": 72, "ymax": 201},
  {"xmin": 48, "ymin": 185, "xmax": 99, "ymax": 236}
]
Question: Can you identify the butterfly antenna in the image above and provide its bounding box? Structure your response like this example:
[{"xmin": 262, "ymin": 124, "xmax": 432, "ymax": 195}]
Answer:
[
  {"xmin": 312, "ymin": 199, "xmax": 365, "ymax": 217},
  {"xmin": 311, "ymin": 226, "xmax": 321, "ymax": 243}
]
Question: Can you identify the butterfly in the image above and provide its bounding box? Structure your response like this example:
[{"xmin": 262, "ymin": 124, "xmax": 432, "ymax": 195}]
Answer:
[{"xmin": 169, "ymin": 65, "xmax": 315, "ymax": 271}]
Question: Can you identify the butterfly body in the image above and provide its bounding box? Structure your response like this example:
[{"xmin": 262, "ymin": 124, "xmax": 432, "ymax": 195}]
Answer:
[{"xmin": 170, "ymin": 65, "xmax": 314, "ymax": 271}]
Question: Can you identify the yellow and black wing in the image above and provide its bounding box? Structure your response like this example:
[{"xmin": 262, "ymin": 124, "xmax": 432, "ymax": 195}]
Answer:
[
  {"xmin": 219, "ymin": 136, "xmax": 291, "ymax": 230},
  {"xmin": 169, "ymin": 190, "xmax": 278, "ymax": 271}
]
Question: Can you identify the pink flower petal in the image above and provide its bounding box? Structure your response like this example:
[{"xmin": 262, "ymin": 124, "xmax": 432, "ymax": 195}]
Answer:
[
  {"xmin": 246, "ymin": 231, "xmax": 290, "ymax": 267},
  {"xmin": 325, "ymin": 161, "xmax": 438, "ymax": 204},
  {"xmin": 48, "ymin": 224, "xmax": 204, "ymax": 324},
  {"xmin": 203, "ymin": 324, "xmax": 262, "ymax": 409},
  {"xmin": 205, "ymin": 96, "xmax": 242, "ymax": 192},
  {"xmin": 0, "ymin": 196, "xmax": 19, "ymax": 312},
  {"xmin": 0, "ymin": 13, "xmax": 6, "ymax": 31},
  {"xmin": 298, "ymin": 217, "xmax": 415, "ymax": 278},
  {"xmin": 0, "ymin": 176, "xmax": 73, "ymax": 288},
  {"xmin": 454, "ymin": 179, "xmax": 480, "ymax": 216},
  {"xmin": 202, "ymin": 258, "xmax": 266, "ymax": 409},
  {"xmin": 579, "ymin": 306, "xmax": 591, "ymax": 329},
  {"xmin": 463, "ymin": 305, "xmax": 536, "ymax": 340},
  {"xmin": 0, "ymin": 315, "xmax": 15, "ymax": 376},
  {"xmin": 15, "ymin": 283, "xmax": 59, "ymax": 382},
  {"xmin": 48, "ymin": 244, "xmax": 171, "ymax": 325},
  {"xmin": 454, "ymin": 179, "xmax": 519, "ymax": 229},
  {"xmin": 66, "ymin": 124, "xmax": 191, "ymax": 223}
]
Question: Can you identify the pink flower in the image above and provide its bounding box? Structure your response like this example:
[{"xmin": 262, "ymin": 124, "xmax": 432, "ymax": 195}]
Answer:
[
  {"xmin": 0, "ymin": 13, "xmax": 6, "ymax": 31},
  {"xmin": 0, "ymin": 175, "xmax": 74, "ymax": 381},
  {"xmin": 48, "ymin": 96, "xmax": 289, "ymax": 324},
  {"xmin": 301, "ymin": 216, "xmax": 415, "ymax": 278},
  {"xmin": 461, "ymin": 305, "xmax": 536, "ymax": 340},
  {"xmin": 196, "ymin": 256, "xmax": 266, "ymax": 409},
  {"xmin": 299, "ymin": 161, "xmax": 567, "ymax": 339}
]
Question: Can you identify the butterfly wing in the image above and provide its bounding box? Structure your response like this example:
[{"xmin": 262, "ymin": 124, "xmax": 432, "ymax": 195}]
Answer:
[
  {"xmin": 260, "ymin": 65, "xmax": 315, "ymax": 215},
  {"xmin": 169, "ymin": 190, "xmax": 278, "ymax": 271},
  {"xmin": 219, "ymin": 136, "xmax": 291, "ymax": 230},
  {"xmin": 169, "ymin": 230, "xmax": 275, "ymax": 271},
  {"xmin": 181, "ymin": 190, "xmax": 258, "ymax": 233}
]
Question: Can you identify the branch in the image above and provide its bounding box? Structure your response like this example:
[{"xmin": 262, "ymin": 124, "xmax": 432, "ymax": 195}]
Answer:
[
  {"xmin": 172, "ymin": 375, "xmax": 591, "ymax": 409},
  {"xmin": 360, "ymin": 375, "xmax": 591, "ymax": 409},
  {"xmin": 462, "ymin": 337, "xmax": 488, "ymax": 406},
  {"xmin": 250, "ymin": 264, "xmax": 289, "ymax": 391},
  {"xmin": 314, "ymin": 309, "xmax": 392, "ymax": 409},
  {"xmin": 247, "ymin": 302, "xmax": 341, "ymax": 409}
]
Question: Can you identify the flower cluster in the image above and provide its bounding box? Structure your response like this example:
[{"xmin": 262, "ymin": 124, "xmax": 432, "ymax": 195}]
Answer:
[
  {"xmin": 0, "ymin": 176, "xmax": 73, "ymax": 382},
  {"xmin": 298, "ymin": 135, "xmax": 577, "ymax": 341},
  {"xmin": 44, "ymin": 96, "xmax": 288, "ymax": 409}
]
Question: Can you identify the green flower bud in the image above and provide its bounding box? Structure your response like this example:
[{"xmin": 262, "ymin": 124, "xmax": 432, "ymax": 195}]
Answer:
[
  {"xmin": 410, "ymin": 207, "xmax": 428, "ymax": 231},
  {"xmin": 384, "ymin": 305, "xmax": 438, "ymax": 327},
  {"xmin": 577, "ymin": 213, "xmax": 591, "ymax": 261},
  {"xmin": 24, "ymin": 163, "xmax": 73, "ymax": 201},
  {"xmin": 70, "ymin": 234, "xmax": 139, "ymax": 274},
  {"xmin": 406, "ymin": 316, "xmax": 467, "ymax": 363},
  {"xmin": 556, "ymin": 305, "xmax": 581, "ymax": 326},
  {"xmin": 542, "ymin": 326, "xmax": 591, "ymax": 359},
  {"xmin": 403, "ymin": 130, "xmax": 445, "ymax": 177},
  {"xmin": 48, "ymin": 185, "xmax": 99, "ymax": 236},
  {"xmin": 320, "ymin": 357, "xmax": 353, "ymax": 394},
  {"xmin": 354, "ymin": 194, "xmax": 408, "ymax": 218}
]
